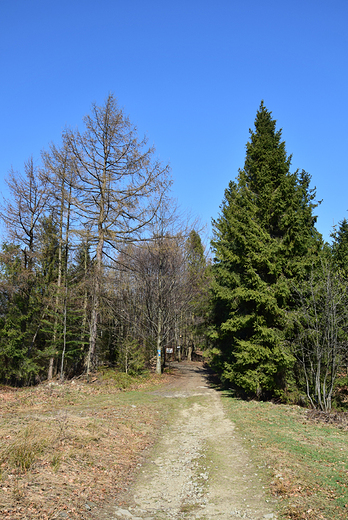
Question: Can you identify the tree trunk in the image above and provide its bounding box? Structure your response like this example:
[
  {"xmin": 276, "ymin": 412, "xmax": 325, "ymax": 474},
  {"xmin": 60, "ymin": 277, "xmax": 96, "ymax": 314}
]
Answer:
[
  {"xmin": 187, "ymin": 342, "xmax": 193, "ymax": 362},
  {"xmin": 86, "ymin": 235, "xmax": 103, "ymax": 377},
  {"xmin": 156, "ymin": 305, "xmax": 162, "ymax": 374}
]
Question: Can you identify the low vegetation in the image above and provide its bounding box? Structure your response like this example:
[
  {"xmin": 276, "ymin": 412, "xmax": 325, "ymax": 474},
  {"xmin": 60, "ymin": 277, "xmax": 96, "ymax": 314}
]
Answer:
[
  {"xmin": 2, "ymin": 367, "xmax": 348, "ymax": 520},
  {"xmin": 222, "ymin": 395, "xmax": 348, "ymax": 519},
  {"xmin": 0, "ymin": 371, "xmax": 170, "ymax": 519}
]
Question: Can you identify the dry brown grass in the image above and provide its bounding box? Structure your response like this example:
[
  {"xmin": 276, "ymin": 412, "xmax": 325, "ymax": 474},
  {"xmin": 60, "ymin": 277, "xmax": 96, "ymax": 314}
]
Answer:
[
  {"xmin": 0, "ymin": 372, "xmax": 169, "ymax": 519},
  {"xmin": 306, "ymin": 409, "xmax": 348, "ymax": 429}
]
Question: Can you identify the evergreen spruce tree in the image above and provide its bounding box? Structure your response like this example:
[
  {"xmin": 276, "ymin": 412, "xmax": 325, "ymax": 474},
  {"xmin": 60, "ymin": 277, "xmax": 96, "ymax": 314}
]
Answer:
[
  {"xmin": 211, "ymin": 102, "xmax": 320, "ymax": 398},
  {"xmin": 331, "ymin": 218, "xmax": 348, "ymax": 274},
  {"xmin": 186, "ymin": 230, "xmax": 206, "ymax": 273},
  {"xmin": 185, "ymin": 230, "xmax": 210, "ymax": 355}
]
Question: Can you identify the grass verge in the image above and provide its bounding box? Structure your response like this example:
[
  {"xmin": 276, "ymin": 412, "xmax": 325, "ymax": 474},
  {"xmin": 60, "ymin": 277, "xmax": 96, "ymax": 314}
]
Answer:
[
  {"xmin": 0, "ymin": 371, "xmax": 170, "ymax": 520},
  {"xmin": 221, "ymin": 395, "xmax": 348, "ymax": 520}
]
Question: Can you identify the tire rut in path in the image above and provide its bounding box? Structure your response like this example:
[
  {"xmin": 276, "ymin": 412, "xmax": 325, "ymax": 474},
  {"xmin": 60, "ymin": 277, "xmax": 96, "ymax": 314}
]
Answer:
[{"xmin": 111, "ymin": 362, "xmax": 277, "ymax": 520}]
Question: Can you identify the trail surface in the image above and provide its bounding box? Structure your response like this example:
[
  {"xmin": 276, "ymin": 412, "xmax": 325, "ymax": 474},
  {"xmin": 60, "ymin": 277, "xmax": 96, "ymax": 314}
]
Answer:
[{"xmin": 109, "ymin": 361, "xmax": 277, "ymax": 520}]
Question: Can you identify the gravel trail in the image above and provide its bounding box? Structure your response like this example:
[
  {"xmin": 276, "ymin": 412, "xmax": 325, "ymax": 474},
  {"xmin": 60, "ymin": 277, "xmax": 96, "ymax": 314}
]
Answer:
[{"xmin": 109, "ymin": 362, "xmax": 277, "ymax": 520}]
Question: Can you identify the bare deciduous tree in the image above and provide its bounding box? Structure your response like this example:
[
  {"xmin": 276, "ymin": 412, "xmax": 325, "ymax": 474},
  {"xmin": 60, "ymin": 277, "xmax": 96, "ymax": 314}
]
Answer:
[
  {"xmin": 295, "ymin": 261, "xmax": 348, "ymax": 411},
  {"xmin": 114, "ymin": 225, "xmax": 208, "ymax": 374},
  {"xmin": 63, "ymin": 94, "xmax": 171, "ymax": 375},
  {"xmin": 1, "ymin": 156, "xmax": 49, "ymax": 272}
]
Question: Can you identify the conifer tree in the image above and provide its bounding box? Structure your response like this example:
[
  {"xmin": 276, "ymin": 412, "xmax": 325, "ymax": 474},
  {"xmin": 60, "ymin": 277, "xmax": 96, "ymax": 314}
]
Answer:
[
  {"xmin": 331, "ymin": 218, "xmax": 348, "ymax": 274},
  {"xmin": 211, "ymin": 102, "xmax": 320, "ymax": 398},
  {"xmin": 64, "ymin": 94, "xmax": 171, "ymax": 375},
  {"xmin": 185, "ymin": 230, "xmax": 210, "ymax": 356}
]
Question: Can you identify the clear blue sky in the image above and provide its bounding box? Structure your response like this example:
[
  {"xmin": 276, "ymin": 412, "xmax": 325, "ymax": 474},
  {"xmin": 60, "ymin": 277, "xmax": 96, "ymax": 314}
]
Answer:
[{"xmin": 1, "ymin": 0, "xmax": 347, "ymax": 243}]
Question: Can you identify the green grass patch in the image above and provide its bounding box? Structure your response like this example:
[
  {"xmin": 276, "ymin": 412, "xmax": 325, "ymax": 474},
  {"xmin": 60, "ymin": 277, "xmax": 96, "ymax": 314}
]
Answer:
[
  {"xmin": 98, "ymin": 367, "xmax": 150, "ymax": 388},
  {"xmin": 221, "ymin": 395, "xmax": 348, "ymax": 519}
]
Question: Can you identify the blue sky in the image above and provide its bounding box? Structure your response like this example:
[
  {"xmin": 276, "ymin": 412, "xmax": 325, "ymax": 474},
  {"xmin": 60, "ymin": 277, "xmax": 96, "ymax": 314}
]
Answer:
[{"xmin": 1, "ymin": 0, "xmax": 347, "ymax": 243}]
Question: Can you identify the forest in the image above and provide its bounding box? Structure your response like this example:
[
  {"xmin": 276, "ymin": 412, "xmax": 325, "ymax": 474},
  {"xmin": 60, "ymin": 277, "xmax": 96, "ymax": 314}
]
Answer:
[{"xmin": 1, "ymin": 96, "xmax": 348, "ymax": 412}]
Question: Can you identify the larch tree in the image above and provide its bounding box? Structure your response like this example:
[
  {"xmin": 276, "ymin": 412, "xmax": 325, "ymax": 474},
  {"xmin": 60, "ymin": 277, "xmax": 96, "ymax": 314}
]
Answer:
[
  {"xmin": 64, "ymin": 94, "xmax": 171, "ymax": 374},
  {"xmin": 211, "ymin": 102, "xmax": 320, "ymax": 398}
]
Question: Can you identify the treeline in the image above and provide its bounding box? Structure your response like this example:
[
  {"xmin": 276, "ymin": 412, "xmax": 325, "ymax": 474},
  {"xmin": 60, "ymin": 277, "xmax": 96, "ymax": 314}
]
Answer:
[
  {"xmin": 209, "ymin": 101, "xmax": 348, "ymax": 411},
  {"xmin": 3, "ymin": 97, "xmax": 348, "ymax": 412},
  {"xmin": 0, "ymin": 94, "xmax": 209, "ymax": 385}
]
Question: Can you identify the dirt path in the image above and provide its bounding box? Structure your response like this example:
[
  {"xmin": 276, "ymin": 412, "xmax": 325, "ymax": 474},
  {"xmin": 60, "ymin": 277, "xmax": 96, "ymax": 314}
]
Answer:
[{"xmin": 108, "ymin": 362, "xmax": 277, "ymax": 520}]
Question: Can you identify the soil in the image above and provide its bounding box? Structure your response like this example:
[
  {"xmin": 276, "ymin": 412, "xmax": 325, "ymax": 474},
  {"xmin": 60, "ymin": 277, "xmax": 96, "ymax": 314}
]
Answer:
[{"xmin": 100, "ymin": 361, "xmax": 277, "ymax": 520}]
